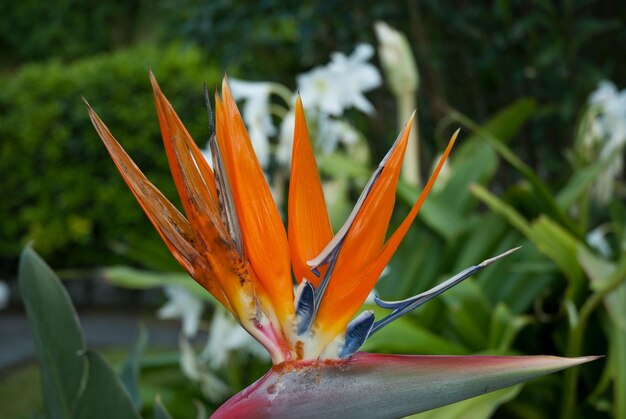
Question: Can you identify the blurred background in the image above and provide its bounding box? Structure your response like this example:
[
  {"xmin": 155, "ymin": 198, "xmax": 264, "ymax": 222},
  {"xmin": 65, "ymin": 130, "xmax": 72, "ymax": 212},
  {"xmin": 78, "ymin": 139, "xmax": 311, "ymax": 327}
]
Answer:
[{"xmin": 1, "ymin": 1, "xmax": 626, "ymax": 418}]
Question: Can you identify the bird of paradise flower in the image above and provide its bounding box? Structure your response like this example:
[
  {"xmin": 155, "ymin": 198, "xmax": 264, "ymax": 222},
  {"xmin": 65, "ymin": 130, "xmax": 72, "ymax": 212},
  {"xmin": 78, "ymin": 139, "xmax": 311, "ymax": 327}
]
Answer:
[{"xmin": 84, "ymin": 73, "xmax": 597, "ymax": 418}]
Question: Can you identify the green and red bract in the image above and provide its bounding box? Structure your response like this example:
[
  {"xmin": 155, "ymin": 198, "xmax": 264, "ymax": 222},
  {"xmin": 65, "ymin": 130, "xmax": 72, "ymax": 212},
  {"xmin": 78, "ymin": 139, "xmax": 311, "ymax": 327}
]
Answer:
[{"xmin": 85, "ymin": 73, "xmax": 598, "ymax": 417}]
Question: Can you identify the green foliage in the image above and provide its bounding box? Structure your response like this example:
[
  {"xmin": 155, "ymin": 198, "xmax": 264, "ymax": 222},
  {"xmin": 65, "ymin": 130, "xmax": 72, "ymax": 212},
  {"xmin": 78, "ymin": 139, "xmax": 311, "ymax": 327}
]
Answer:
[
  {"xmin": 74, "ymin": 351, "xmax": 141, "ymax": 419},
  {"xmin": 0, "ymin": 44, "xmax": 221, "ymax": 273},
  {"xmin": 0, "ymin": 0, "xmax": 153, "ymax": 65},
  {"xmin": 120, "ymin": 326, "xmax": 149, "ymax": 410},
  {"xmin": 19, "ymin": 247, "xmax": 140, "ymax": 418},
  {"xmin": 162, "ymin": 1, "xmax": 626, "ymax": 177},
  {"xmin": 19, "ymin": 247, "xmax": 86, "ymax": 418}
]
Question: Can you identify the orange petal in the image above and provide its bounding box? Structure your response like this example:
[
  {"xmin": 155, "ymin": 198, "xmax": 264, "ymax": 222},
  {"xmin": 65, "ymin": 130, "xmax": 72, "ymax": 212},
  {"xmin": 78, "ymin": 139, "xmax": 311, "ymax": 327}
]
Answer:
[
  {"xmin": 84, "ymin": 100, "xmax": 232, "ymax": 309},
  {"xmin": 149, "ymin": 73, "xmax": 229, "ymax": 242},
  {"xmin": 288, "ymin": 98, "xmax": 333, "ymax": 286},
  {"xmin": 335, "ymin": 116, "xmax": 413, "ymax": 276},
  {"xmin": 215, "ymin": 79, "xmax": 294, "ymax": 326},
  {"xmin": 315, "ymin": 129, "xmax": 459, "ymax": 345}
]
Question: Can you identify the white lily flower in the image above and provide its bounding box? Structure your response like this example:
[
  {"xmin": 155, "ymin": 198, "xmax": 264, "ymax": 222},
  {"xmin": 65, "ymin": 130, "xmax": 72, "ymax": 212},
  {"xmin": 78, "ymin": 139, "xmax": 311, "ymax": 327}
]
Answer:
[
  {"xmin": 0, "ymin": 280, "xmax": 9, "ymax": 310},
  {"xmin": 586, "ymin": 226, "xmax": 612, "ymax": 258},
  {"xmin": 228, "ymin": 79, "xmax": 276, "ymax": 167},
  {"xmin": 318, "ymin": 113, "xmax": 360, "ymax": 153},
  {"xmin": 179, "ymin": 335, "xmax": 230, "ymax": 402},
  {"xmin": 297, "ymin": 44, "xmax": 381, "ymax": 116},
  {"xmin": 297, "ymin": 66, "xmax": 344, "ymax": 116},
  {"xmin": 581, "ymin": 80, "xmax": 626, "ymax": 203},
  {"xmin": 157, "ymin": 285, "xmax": 204, "ymax": 337},
  {"xmin": 201, "ymin": 308, "xmax": 269, "ymax": 369}
]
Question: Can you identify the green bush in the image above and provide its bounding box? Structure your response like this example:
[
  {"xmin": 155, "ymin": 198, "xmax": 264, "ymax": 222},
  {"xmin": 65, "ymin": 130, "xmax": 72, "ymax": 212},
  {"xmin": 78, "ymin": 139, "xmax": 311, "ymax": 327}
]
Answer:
[
  {"xmin": 0, "ymin": 0, "xmax": 152, "ymax": 65},
  {"xmin": 0, "ymin": 44, "xmax": 221, "ymax": 274}
]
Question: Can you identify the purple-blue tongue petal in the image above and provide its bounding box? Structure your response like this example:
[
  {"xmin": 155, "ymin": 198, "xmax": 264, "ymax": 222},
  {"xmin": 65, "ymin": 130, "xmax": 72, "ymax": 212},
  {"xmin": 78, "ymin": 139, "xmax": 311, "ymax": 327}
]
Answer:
[{"xmin": 212, "ymin": 352, "xmax": 599, "ymax": 419}]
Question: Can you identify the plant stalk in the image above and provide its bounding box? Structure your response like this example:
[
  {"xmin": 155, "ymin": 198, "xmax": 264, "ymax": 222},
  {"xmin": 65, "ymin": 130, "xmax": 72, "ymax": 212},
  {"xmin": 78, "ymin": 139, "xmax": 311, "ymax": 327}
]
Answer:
[
  {"xmin": 398, "ymin": 92, "xmax": 420, "ymax": 185},
  {"xmin": 560, "ymin": 258, "xmax": 626, "ymax": 419}
]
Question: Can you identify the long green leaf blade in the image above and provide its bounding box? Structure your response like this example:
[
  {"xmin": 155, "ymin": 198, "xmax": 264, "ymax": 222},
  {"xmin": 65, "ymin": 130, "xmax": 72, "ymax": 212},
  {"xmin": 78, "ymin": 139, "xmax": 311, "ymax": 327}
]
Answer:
[
  {"xmin": 74, "ymin": 351, "xmax": 141, "ymax": 419},
  {"xmin": 19, "ymin": 247, "xmax": 87, "ymax": 419}
]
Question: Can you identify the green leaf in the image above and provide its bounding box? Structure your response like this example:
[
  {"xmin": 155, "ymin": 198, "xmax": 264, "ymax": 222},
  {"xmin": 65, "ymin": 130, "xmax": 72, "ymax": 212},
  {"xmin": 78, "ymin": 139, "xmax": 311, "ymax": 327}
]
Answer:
[
  {"xmin": 530, "ymin": 216, "xmax": 584, "ymax": 290},
  {"xmin": 449, "ymin": 104, "xmax": 580, "ymax": 236},
  {"xmin": 74, "ymin": 351, "xmax": 140, "ymax": 419},
  {"xmin": 435, "ymin": 134, "xmax": 498, "ymax": 213},
  {"xmin": 317, "ymin": 152, "xmax": 371, "ymax": 180},
  {"xmin": 362, "ymin": 310, "xmax": 467, "ymax": 355},
  {"xmin": 555, "ymin": 158, "xmax": 612, "ymax": 210},
  {"xmin": 101, "ymin": 266, "xmax": 217, "ymax": 303},
  {"xmin": 441, "ymin": 280, "xmax": 492, "ymax": 350},
  {"xmin": 120, "ymin": 324, "xmax": 148, "ymax": 410},
  {"xmin": 471, "ymin": 185, "xmax": 585, "ymax": 294},
  {"xmin": 470, "ymin": 184, "xmax": 533, "ymax": 237},
  {"xmin": 488, "ymin": 303, "xmax": 531, "ymax": 352},
  {"xmin": 212, "ymin": 352, "xmax": 599, "ymax": 418},
  {"xmin": 18, "ymin": 246, "xmax": 87, "ymax": 419},
  {"xmin": 153, "ymin": 395, "xmax": 174, "ymax": 419},
  {"xmin": 409, "ymin": 384, "xmax": 522, "ymax": 419},
  {"xmin": 612, "ymin": 324, "xmax": 626, "ymax": 419},
  {"xmin": 467, "ymin": 98, "xmax": 537, "ymax": 145},
  {"xmin": 194, "ymin": 400, "xmax": 209, "ymax": 419}
]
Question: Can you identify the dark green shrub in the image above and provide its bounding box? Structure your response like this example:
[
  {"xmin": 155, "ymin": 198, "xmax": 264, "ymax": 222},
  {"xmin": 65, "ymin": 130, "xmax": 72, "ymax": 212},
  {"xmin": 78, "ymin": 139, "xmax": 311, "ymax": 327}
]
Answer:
[
  {"xmin": 0, "ymin": 0, "xmax": 152, "ymax": 66},
  {"xmin": 0, "ymin": 44, "xmax": 221, "ymax": 274}
]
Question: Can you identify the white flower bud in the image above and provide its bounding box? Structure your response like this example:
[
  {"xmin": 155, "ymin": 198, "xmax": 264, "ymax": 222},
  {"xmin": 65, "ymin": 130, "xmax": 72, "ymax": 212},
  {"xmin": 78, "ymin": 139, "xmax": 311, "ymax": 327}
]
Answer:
[{"xmin": 374, "ymin": 21, "xmax": 419, "ymax": 97}]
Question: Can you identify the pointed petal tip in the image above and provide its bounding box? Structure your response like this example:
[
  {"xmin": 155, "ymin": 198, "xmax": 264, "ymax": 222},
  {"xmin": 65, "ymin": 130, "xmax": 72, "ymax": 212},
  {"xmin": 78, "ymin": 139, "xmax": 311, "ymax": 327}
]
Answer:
[
  {"xmin": 449, "ymin": 128, "xmax": 460, "ymax": 148},
  {"xmin": 400, "ymin": 111, "xmax": 415, "ymax": 136},
  {"xmin": 568, "ymin": 355, "xmax": 604, "ymax": 365},
  {"xmin": 222, "ymin": 74, "xmax": 230, "ymax": 91},
  {"xmin": 213, "ymin": 353, "xmax": 602, "ymax": 419},
  {"xmin": 149, "ymin": 71, "xmax": 162, "ymax": 95},
  {"xmin": 479, "ymin": 246, "xmax": 522, "ymax": 267}
]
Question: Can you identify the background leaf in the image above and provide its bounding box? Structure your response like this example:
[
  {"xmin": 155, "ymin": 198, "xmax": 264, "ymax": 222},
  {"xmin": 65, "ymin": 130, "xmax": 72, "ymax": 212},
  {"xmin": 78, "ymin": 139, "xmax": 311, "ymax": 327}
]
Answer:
[
  {"xmin": 120, "ymin": 325, "xmax": 148, "ymax": 410},
  {"xmin": 18, "ymin": 246, "xmax": 87, "ymax": 419},
  {"xmin": 74, "ymin": 351, "xmax": 141, "ymax": 419}
]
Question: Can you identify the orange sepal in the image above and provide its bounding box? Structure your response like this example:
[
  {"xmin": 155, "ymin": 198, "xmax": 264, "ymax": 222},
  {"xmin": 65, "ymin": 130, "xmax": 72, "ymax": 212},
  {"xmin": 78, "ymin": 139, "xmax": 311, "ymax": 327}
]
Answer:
[
  {"xmin": 333, "ymin": 116, "xmax": 413, "ymax": 277},
  {"xmin": 149, "ymin": 73, "xmax": 228, "ymax": 241},
  {"xmin": 288, "ymin": 97, "xmax": 334, "ymax": 286},
  {"xmin": 214, "ymin": 79, "xmax": 294, "ymax": 326},
  {"xmin": 315, "ymin": 129, "xmax": 459, "ymax": 344},
  {"xmin": 84, "ymin": 100, "xmax": 232, "ymax": 309}
]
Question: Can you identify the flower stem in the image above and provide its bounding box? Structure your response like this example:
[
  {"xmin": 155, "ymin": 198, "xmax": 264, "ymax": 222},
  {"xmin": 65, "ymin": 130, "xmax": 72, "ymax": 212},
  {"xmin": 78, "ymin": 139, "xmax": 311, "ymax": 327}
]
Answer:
[
  {"xmin": 270, "ymin": 83, "xmax": 294, "ymax": 106},
  {"xmin": 560, "ymin": 258, "xmax": 626, "ymax": 419},
  {"xmin": 398, "ymin": 92, "xmax": 420, "ymax": 185}
]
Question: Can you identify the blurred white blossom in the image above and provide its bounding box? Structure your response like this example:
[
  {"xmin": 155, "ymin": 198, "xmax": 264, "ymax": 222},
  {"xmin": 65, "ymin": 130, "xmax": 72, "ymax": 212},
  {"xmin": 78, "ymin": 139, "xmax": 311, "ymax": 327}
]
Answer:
[
  {"xmin": 586, "ymin": 226, "xmax": 612, "ymax": 258},
  {"xmin": 201, "ymin": 308, "xmax": 268, "ymax": 369},
  {"xmin": 229, "ymin": 79, "xmax": 276, "ymax": 167},
  {"xmin": 157, "ymin": 285, "xmax": 204, "ymax": 337},
  {"xmin": 179, "ymin": 335, "xmax": 230, "ymax": 402},
  {"xmin": 276, "ymin": 109, "xmax": 296, "ymax": 166},
  {"xmin": 232, "ymin": 43, "xmax": 379, "ymax": 175},
  {"xmin": 201, "ymin": 144, "xmax": 213, "ymax": 169},
  {"xmin": 580, "ymin": 80, "xmax": 626, "ymax": 203},
  {"xmin": 318, "ymin": 113, "xmax": 360, "ymax": 153},
  {"xmin": 277, "ymin": 109, "xmax": 361, "ymax": 167},
  {"xmin": 0, "ymin": 280, "xmax": 9, "ymax": 310},
  {"xmin": 297, "ymin": 44, "xmax": 381, "ymax": 116}
]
